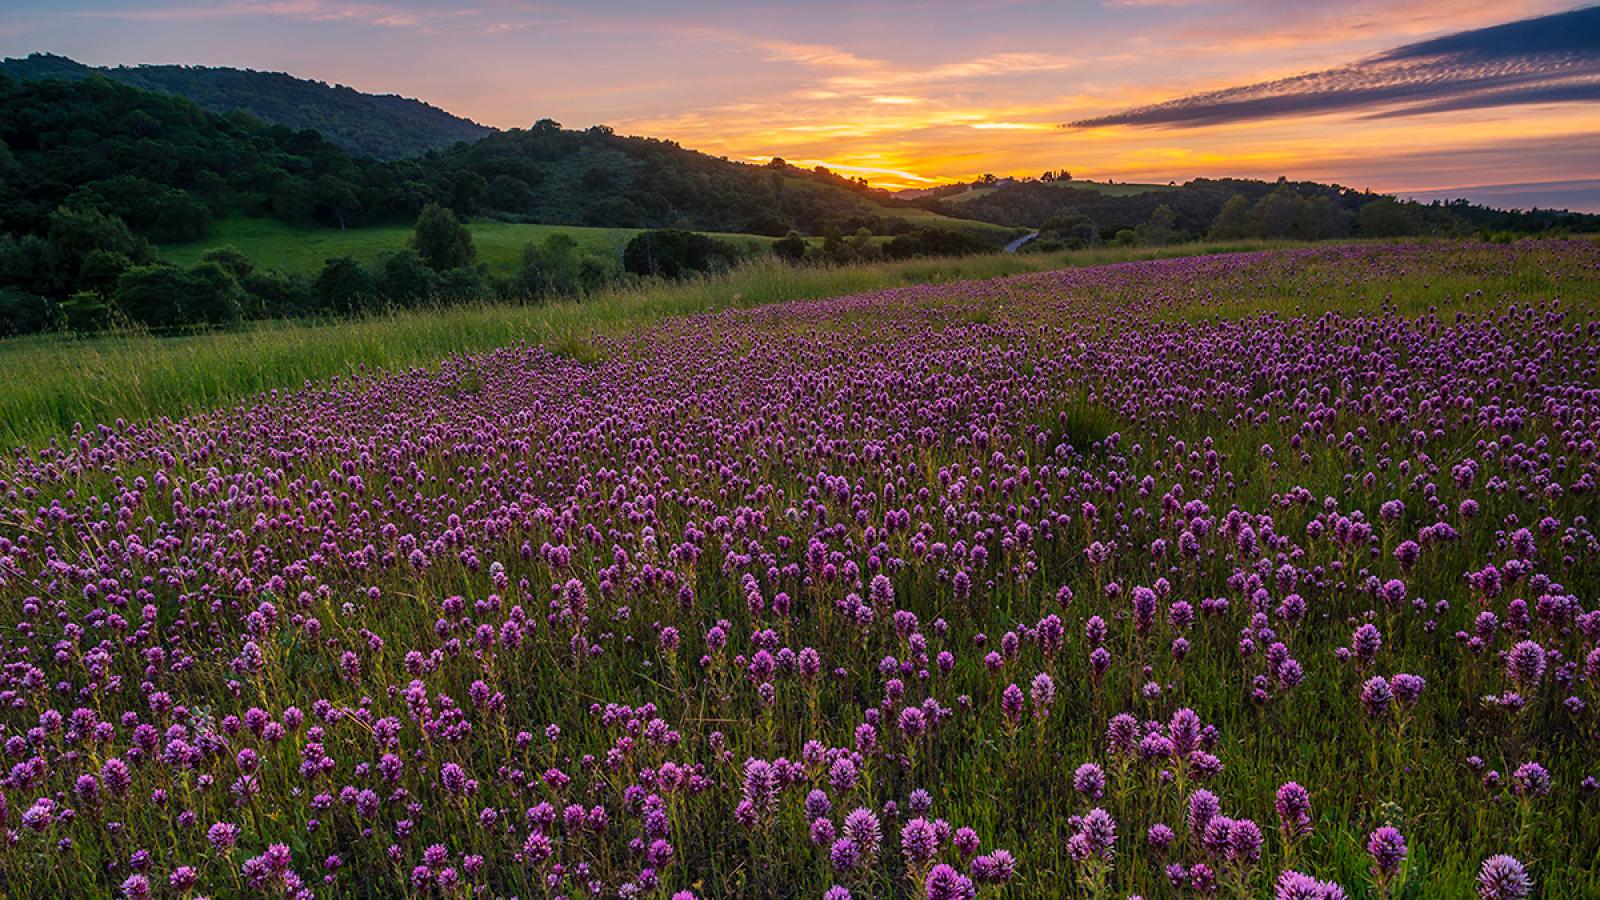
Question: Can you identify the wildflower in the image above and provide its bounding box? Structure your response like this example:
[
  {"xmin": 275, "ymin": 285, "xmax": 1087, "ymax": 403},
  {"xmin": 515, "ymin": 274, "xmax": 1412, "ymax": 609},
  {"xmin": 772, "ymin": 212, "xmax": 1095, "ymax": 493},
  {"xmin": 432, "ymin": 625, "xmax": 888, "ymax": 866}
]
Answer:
[{"xmin": 1477, "ymin": 855, "xmax": 1532, "ymax": 899}]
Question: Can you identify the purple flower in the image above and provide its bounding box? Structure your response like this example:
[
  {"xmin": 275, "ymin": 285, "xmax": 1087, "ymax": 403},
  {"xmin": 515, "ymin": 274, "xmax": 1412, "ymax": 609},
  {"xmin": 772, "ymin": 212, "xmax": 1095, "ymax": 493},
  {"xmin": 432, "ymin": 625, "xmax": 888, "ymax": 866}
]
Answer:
[
  {"xmin": 971, "ymin": 849, "xmax": 1016, "ymax": 883},
  {"xmin": 1390, "ymin": 673, "xmax": 1425, "ymax": 707},
  {"xmin": 1275, "ymin": 782, "xmax": 1312, "ymax": 838},
  {"xmin": 1029, "ymin": 672, "xmax": 1056, "ymax": 717},
  {"xmin": 1227, "ymin": 818, "xmax": 1263, "ymax": 868},
  {"xmin": 1187, "ymin": 789, "xmax": 1221, "ymax": 839},
  {"xmin": 829, "ymin": 838, "xmax": 859, "ymax": 873},
  {"xmin": 1361, "ymin": 676, "xmax": 1393, "ymax": 720},
  {"xmin": 208, "ymin": 821, "xmax": 241, "ymax": 850},
  {"xmin": 924, "ymin": 863, "xmax": 976, "ymax": 900},
  {"xmin": 1073, "ymin": 762, "xmax": 1106, "ymax": 801},
  {"xmin": 842, "ymin": 807, "xmax": 882, "ymax": 860},
  {"xmin": 1506, "ymin": 641, "xmax": 1547, "ymax": 689},
  {"xmin": 1511, "ymin": 762, "xmax": 1551, "ymax": 799},
  {"xmin": 901, "ymin": 817, "xmax": 940, "ymax": 867},
  {"xmin": 1078, "ymin": 807, "xmax": 1117, "ymax": 860},
  {"xmin": 1276, "ymin": 869, "xmax": 1349, "ymax": 900},
  {"xmin": 1367, "ymin": 826, "xmax": 1407, "ymax": 879},
  {"xmin": 1478, "ymin": 855, "xmax": 1532, "ymax": 899}
]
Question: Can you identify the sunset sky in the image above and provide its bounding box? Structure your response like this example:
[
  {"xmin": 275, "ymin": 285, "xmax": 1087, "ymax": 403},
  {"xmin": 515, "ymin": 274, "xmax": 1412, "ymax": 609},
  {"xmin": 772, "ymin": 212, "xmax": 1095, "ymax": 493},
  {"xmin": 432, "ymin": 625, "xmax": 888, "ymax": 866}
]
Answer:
[{"xmin": 5, "ymin": 1, "xmax": 1599, "ymax": 208}]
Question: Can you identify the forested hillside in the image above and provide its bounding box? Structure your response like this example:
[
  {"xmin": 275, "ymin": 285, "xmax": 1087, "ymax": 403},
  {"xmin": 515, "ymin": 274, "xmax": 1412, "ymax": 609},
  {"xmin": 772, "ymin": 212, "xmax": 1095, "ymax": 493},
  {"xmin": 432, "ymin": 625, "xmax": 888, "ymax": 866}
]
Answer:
[
  {"xmin": 1, "ymin": 53, "xmax": 492, "ymax": 159},
  {"xmin": 916, "ymin": 176, "xmax": 1597, "ymax": 247}
]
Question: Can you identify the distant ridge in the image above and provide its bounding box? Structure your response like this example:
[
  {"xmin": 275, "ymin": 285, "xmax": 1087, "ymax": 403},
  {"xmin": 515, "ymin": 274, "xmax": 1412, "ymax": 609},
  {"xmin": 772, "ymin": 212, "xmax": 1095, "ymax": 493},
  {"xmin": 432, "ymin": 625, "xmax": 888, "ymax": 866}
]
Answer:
[{"xmin": 0, "ymin": 53, "xmax": 494, "ymax": 159}]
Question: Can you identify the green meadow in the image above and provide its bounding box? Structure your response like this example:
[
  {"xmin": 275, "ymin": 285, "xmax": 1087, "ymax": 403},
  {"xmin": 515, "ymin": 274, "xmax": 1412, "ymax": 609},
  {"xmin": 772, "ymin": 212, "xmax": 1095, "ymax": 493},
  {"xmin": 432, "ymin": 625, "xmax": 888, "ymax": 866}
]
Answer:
[{"xmin": 157, "ymin": 216, "xmax": 777, "ymax": 275}]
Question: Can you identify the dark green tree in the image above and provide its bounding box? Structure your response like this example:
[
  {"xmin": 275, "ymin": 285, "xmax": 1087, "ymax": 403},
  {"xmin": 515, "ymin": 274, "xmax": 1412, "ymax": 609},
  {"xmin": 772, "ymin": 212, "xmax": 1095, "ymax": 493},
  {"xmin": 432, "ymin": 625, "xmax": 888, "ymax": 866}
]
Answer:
[
  {"xmin": 241, "ymin": 270, "xmax": 315, "ymax": 318},
  {"xmin": 200, "ymin": 246, "xmax": 254, "ymax": 281},
  {"xmin": 1208, "ymin": 194, "xmax": 1254, "ymax": 240},
  {"xmin": 435, "ymin": 266, "xmax": 487, "ymax": 299},
  {"xmin": 1358, "ymin": 197, "xmax": 1417, "ymax": 237},
  {"xmin": 314, "ymin": 256, "xmax": 375, "ymax": 312},
  {"xmin": 771, "ymin": 231, "xmax": 807, "ymax": 263},
  {"xmin": 113, "ymin": 264, "xmax": 190, "ymax": 328},
  {"xmin": 1251, "ymin": 188, "xmax": 1306, "ymax": 238},
  {"xmin": 622, "ymin": 229, "xmax": 739, "ymax": 278},
  {"xmin": 378, "ymin": 249, "xmax": 441, "ymax": 305},
  {"xmin": 184, "ymin": 261, "xmax": 244, "ymax": 325},
  {"xmin": 314, "ymin": 175, "xmax": 361, "ymax": 230},
  {"xmin": 410, "ymin": 203, "xmax": 475, "ymax": 272},
  {"xmin": 78, "ymin": 249, "xmax": 133, "ymax": 297},
  {"xmin": 0, "ymin": 288, "xmax": 54, "ymax": 336},
  {"xmin": 46, "ymin": 203, "xmax": 149, "ymax": 267}
]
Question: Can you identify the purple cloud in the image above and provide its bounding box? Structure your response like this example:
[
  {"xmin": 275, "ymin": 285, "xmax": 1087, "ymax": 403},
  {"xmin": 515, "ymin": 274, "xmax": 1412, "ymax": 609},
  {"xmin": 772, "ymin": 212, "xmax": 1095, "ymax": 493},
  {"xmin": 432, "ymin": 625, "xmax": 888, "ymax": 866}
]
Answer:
[{"xmin": 1069, "ymin": 5, "xmax": 1600, "ymax": 128}]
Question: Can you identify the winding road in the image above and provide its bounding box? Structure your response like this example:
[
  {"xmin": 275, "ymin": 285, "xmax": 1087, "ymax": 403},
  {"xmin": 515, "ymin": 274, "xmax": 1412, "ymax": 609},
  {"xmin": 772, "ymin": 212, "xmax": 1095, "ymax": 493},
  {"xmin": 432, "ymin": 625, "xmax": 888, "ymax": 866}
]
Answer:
[{"xmin": 1004, "ymin": 231, "xmax": 1039, "ymax": 253}]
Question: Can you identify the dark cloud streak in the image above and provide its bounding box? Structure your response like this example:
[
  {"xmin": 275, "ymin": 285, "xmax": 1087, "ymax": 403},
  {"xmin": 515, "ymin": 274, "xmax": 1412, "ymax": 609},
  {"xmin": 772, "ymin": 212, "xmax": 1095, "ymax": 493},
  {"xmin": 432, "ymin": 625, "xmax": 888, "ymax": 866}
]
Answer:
[{"xmin": 1069, "ymin": 5, "xmax": 1600, "ymax": 128}]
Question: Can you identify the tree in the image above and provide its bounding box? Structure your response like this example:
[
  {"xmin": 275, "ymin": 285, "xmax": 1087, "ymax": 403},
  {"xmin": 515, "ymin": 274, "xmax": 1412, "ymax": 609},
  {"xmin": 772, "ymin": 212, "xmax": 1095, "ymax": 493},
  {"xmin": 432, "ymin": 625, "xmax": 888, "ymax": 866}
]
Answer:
[
  {"xmin": 410, "ymin": 203, "xmax": 475, "ymax": 272},
  {"xmin": 1135, "ymin": 204, "xmax": 1180, "ymax": 246},
  {"xmin": 113, "ymin": 264, "xmax": 190, "ymax": 328},
  {"xmin": 46, "ymin": 203, "xmax": 149, "ymax": 267},
  {"xmin": 449, "ymin": 171, "xmax": 487, "ymax": 215},
  {"xmin": 241, "ymin": 270, "xmax": 315, "ymax": 318},
  {"xmin": 200, "ymin": 246, "xmax": 253, "ymax": 281},
  {"xmin": 771, "ymin": 231, "xmax": 808, "ymax": 263},
  {"xmin": 270, "ymin": 176, "xmax": 318, "ymax": 224},
  {"xmin": 1038, "ymin": 212, "xmax": 1098, "ymax": 249},
  {"xmin": 184, "ymin": 261, "xmax": 244, "ymax": 325},
  {"xmin": 1208, "ymin": 194, "xmax": 1254, "ymax": 240},
  {"xmin": 78, "ymin": 249, "xmax": 132, "ymax": 297},
  {"xmin": 1252, "ymin": 188, "xmax": 1306, "ymax": 238},
  {"xmin": 1291, "ymin": 196, "xmax": 1351, "ymax": 240},
  {"xmin": 521, "ymin": 234, "xmax": 583, "ymax": 297},
  {"xmin": 314, "ymin": 256, "xmax": 375, "ymax": 312},
  {"xmin": 146, "ymin": 189, "xmax": 211, "ymax": 242},
  {"xmin": 58, "ymin": 291, "xmax": 112, "ymax": 332},
  {"xmin": 435, "ymin": 266, "xmax": 487, "ymax": 299},
  {"xmin": 1358, "ymin": 197, "xmax": 1416, "ymax": 237},
  {"xmin": 486, "ymin": 175, "xmax": 534, "ymax": 212},
  {"xmin": 622, "ymin": 229, "xmax": 739, "ymax": 278},
  {"xmin": 379, "ymin": 249, "xmax": 441, "ymax": 305},
  {"xmin": 314, "ymin": 175, "xmax": 361, "ymax": 230},
  {"xmin": 0, "ymin": 288, "xmax": 54, "ymax": 336}
]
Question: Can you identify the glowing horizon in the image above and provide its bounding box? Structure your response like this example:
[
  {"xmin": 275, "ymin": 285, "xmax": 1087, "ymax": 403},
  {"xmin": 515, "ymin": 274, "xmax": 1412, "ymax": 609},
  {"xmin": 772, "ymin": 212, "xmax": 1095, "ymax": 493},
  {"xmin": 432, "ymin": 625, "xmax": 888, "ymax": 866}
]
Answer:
[{"xmin": 5, "ymin": 1, "xmax": 1598, "ymax": 208}]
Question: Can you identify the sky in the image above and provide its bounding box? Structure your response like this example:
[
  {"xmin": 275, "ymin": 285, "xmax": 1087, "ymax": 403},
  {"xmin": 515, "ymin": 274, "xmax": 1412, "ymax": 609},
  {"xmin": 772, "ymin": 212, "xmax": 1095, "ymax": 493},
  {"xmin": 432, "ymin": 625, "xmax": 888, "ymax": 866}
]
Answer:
[{"xmin": 4, "ymin": 1, "xmax": 1599, "ymax": 209}]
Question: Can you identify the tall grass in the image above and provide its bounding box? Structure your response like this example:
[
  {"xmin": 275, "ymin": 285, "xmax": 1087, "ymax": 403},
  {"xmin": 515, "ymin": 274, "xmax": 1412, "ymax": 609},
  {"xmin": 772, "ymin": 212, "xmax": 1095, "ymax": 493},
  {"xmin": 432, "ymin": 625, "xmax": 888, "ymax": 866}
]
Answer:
[{"xmin": 0, "ymin": 239, "xmax": 1308, "ymax": 449}]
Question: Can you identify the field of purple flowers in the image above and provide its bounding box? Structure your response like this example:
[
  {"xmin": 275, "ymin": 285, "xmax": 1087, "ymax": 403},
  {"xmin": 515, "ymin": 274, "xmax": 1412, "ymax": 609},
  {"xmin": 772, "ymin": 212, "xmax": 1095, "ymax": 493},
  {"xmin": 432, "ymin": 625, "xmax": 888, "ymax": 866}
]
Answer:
[{"xmin": 1, "ymin": 241, "xmax": 1598, "ymax": 898}]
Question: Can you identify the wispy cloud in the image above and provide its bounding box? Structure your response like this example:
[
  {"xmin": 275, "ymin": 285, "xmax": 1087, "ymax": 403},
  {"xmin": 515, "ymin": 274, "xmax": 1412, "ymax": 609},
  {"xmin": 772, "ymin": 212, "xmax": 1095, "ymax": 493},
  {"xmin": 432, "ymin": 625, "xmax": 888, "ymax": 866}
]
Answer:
[
  {"xmin": 1070, "ymin": 5, "xmax": 1600, "ymax": 128},
  {"xmin": 70, "ymin": 0, "xmax": 460, "ymax": 30}
]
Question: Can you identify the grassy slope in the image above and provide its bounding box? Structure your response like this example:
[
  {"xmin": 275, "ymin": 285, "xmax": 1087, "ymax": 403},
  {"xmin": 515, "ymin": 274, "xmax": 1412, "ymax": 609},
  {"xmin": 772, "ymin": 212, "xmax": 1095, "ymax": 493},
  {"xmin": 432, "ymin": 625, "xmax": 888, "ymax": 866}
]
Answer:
[
  {"xmin": 1, "ymin": 240, "xmax": 1309, "ymax": 448},
  {"xmin": 159, "ymin": 217, "xmax": 777, "ymax": 275},
  {"xmin": 159, "ymin": 210, "xmax": 1014, "ymax": 277}
]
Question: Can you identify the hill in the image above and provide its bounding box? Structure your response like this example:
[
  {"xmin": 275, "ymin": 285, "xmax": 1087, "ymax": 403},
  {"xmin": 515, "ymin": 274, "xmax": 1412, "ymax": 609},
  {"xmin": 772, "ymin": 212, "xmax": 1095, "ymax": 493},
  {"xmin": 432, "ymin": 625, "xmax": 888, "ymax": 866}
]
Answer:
[
  {"xmin": 0, "ymin": 69, "xmax": 1001, "ymax": 241},
  {"xmin": 914, "ymin": 176, "xmax": 1599, "ymax": 241},
  {"xmin": 0, "ymin": 70, "xmax": 1015, "ymax": 334},
  {"xmin": 0, "ymin": 53, "xmax": 493, "ymax": 160}
]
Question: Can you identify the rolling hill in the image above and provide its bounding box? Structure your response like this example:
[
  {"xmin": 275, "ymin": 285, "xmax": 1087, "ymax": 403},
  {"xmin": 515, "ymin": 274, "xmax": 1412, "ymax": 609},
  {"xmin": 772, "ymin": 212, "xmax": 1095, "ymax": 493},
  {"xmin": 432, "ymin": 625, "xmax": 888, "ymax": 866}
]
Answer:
[{"xmin": 0, "ymin": 53, "xmax": 493, "ymax": 160}]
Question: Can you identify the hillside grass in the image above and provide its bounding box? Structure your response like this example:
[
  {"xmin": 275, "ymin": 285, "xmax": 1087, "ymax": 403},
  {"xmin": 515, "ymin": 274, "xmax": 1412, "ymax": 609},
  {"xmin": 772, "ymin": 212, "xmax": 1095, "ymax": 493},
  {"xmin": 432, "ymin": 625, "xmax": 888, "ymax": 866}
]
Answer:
[
  {"xmin": 159, "ymin": 210, "xmax": 1016, "ymax": 277},
  {"xmin": 2, "ymin": 238, "xmax": 1333, "ymax": 449},
  {"xmin": 159, "ymin": 216, "xmax": 777, "ymax": 275}
]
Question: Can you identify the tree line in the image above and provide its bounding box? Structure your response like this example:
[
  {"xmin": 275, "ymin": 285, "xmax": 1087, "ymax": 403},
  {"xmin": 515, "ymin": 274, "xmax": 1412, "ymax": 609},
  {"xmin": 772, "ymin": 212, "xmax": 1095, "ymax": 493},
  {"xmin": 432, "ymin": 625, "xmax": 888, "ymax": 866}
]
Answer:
[{"xmin": 935, "ymin": 177, "xmax": 1596, "ymax": 252}]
